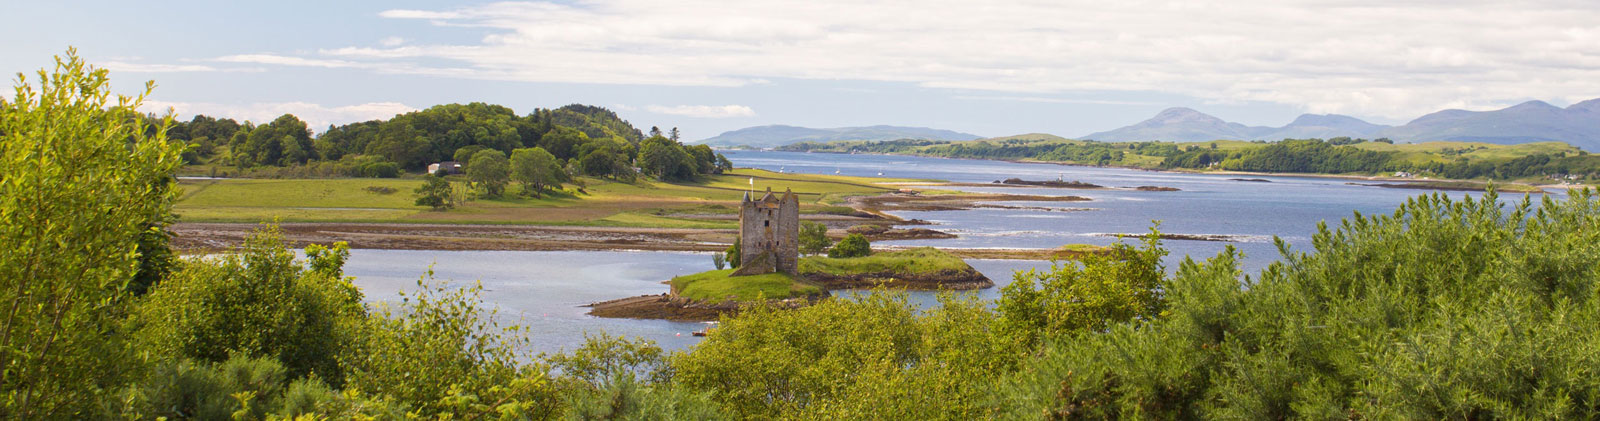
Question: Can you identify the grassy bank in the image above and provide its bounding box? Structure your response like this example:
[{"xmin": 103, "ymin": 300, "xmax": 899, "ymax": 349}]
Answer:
[
  {"xmin": 174, "ymin": 169, "xmax": 940, "ymax": 227},
  {"xmin": 798, "ymin": 247, "xmax": 970, "ymax": 276},
  {"xmin": 670, "ymin": 270, "xmax": 824, "ymax": 303}
]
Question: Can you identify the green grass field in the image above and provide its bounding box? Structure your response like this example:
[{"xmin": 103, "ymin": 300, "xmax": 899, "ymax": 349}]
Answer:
[
  {"xmin": 670, "ymin": 269, "xmax": 823, "ymax": 303},
  {"xmin": 174, "ymin": 169, "xmax": 938, "ymax": 226},
  {"xmin": 797, "ymin": 247, "xmax": 970, "ymax": 276}
]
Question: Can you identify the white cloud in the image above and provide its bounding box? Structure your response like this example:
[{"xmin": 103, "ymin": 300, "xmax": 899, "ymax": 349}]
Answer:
[
  {"xmin": 101, "ymin": 61, "xmax": 219, "ymax": 73},
  {"xmin": 217, "ymin": 54, "xmax": 361, "ymax": 68},
  {"xmin": 143, "ymin": 100, "xmax": 418, "ymax": 132},
  {"xmin": 645, "ymin": 104, "xmax": 756, "ymax": 118},
  {"xmin": 237, "ymin": 1, "xmax": 1599, "ymax": 121},
  {"xmin": 379, "ymin": 36, "xmax": 406, "ymax": 47}
]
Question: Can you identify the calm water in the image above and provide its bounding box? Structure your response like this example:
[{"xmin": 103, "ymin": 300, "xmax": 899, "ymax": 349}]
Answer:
[{"xmin": 342, "ymin": 150, "xmax": 1550, "ymax": 354}]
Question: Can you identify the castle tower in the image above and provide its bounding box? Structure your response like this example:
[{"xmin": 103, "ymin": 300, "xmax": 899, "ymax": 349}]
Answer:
[{"xmin": 732, "ymin": 187, "xmax": 800, "ymax": 276}]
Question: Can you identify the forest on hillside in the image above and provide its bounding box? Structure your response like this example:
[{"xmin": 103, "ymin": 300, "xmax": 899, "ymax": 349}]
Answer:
[
  {"xmin": 781, "ymin": 137, "xmax": 1600, "ymax": 181},
  {"xmin": 164, "ymin": 100, "xmax": 727, "ymax": 183}
]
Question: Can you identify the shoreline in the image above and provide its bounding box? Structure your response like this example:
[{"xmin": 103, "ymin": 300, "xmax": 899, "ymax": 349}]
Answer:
[{"xmin": 758, "ymin": 149, "xmax": 1582, "ymax": 192}]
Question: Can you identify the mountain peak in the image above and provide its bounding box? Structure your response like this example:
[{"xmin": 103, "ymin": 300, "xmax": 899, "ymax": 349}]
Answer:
[
  {"xmin": 1150, "ymin": 107, "xmax": 1219, "ymax": 122},
  {"xmin": 1508, "ymin": 100, "xmax": 1559, "ymax": 110},
  {"xmin": 699, "ymin": 124, "xmax": 981, "ymax": 147},
  {"xmin": 1567, "ymin": 98, "xmax": 1600, "ymax": 112}
]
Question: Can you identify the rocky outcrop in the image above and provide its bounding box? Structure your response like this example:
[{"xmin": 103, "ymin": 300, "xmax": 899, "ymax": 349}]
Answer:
[
  {"xmin": 586, "ymin": 291, "xmax": 828, "ymax": 321},
  {"xmin": 801, "ymin": 268, "xmax": 993, "ymax": 290}
]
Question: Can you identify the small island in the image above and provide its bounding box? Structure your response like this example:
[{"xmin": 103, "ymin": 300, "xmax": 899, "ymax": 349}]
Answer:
[{"xmin": 589, "ymin": 188, "xmax": 991, "ymax": 321}]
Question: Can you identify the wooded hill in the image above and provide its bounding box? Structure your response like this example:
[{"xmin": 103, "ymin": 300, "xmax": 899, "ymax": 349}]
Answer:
[{"xmin": 780, "ymin": 135, "xmax": 1600, "ymax": 182}]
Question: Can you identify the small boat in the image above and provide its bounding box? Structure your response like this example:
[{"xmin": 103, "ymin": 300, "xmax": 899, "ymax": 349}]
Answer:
[{"xmin": 691, "ymin": 321, "xmax": 719, "ymax": 337}]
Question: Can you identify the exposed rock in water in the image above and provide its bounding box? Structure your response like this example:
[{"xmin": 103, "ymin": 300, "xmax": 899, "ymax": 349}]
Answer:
[
  {"xmin": 1133, "ymin": 186, "xmax": 1181, "ymax": 191},
  {"xmin": 587, "ymin": 292, "xmax": 827, "ymax": 322},
  {"xmin": 995, "ymin": 178, "xmax": 1103, "ymax": 188},
  {"xmin": 802, "ymin": 268, "xmax": 993, "ymax": 290},
  {"xmin": 1229, "ymin": 178, "xmax": 1272, "ymax": 182},
  {"xmin": 1099, "ymin": 232, "xmax": 1252, "ymax": 242}
]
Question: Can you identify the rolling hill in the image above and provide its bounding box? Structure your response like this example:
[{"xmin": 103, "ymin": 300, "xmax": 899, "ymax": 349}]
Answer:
[
  {"xmin": 1079, "ymin": 99, "xmax": 1600, "ymax": 150},
  {"xmin": 698, "ymin": 125, "xmax": 981, "ymax": 148}
]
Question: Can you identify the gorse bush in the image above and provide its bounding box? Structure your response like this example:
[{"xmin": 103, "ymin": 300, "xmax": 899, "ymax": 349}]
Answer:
[{"xmin": 999, "ymin": 190, "xmax": 1600, "ymax": 418}]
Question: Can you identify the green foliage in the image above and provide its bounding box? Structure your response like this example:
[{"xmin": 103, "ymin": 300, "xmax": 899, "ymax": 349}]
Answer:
[
  {"xmin": 994, "ymin": 229, "xmax": 1168, "ymax": 347},
  {"xmin": 798, "ymin": 221, "xmax": 830, "ymax": 255},
  {"xmin": 827, "ymin": 233, "xmax": 872, "ymax": 258},
  {"xmin": 344, "ymin": 275, "xmax": 563, "ymax": 418},
  {"xmin": 998, "ymin": 190, "xmax": 1600, "ymax": 418},
  {"xmin": 673, "ymin": 291, "xmax": 1017, "ymax": 419},
  {"xmin": 108, "ymin": 355, "xmax": 406, "ymax": 419},
  {"xmin": 511, "ymin": 146, "xmax": 566, "ymax": 197},
  {"xmin": 549, "ymin": 334, "xmax": 726, "ymax": 419},
  {"xmin": 468, "ymin": 149, "xmax": 512, "ymax": 198},
  {"xmin": 639, "ymin": 136, "xmax": 700, "ymax": 181},
  {"xmin": 130, "ymin": 227, "xmax": 367, "ymax": 385},
  {"xmin": 725, "ymin": 239, "xmax": 742, "ymax": 269},
  {"xmin": 799, "ymin": 247, "xmax": 970, "ymax": 276},
  {"xmin": 0, "ymin": 49, "xmax": 184, "ymax": 417},
  {"xmin": 413, "ymin": 174, "xmax": 455, "ymax": 210},
  {"xmin": 713, "ymin": 253, "xmax": 727, "ymax": 270}
]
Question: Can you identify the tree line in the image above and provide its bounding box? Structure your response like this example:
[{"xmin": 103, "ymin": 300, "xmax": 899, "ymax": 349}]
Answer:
[
  {"xmin": 783, "ymin": 136, "xmax": 1600, "ymax": 181},
  {"xmin": 161, "ymin": 100, "xmax": 730, "ymax": 183}
]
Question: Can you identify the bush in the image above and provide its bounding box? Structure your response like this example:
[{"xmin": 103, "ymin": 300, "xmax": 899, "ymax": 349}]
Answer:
[
  {"xmin": 414, "ymin": 174, "xmax": 455, "ymax": 210},
  {"xmin": 1, "ymin": 49, "xmax": 185, "ymax": 417},
  {"xmin": 827, "ymin": 233, "xmax": 871, "ymax": 258},
  {"xmin": 343, "ymin": 275, "xmax": 562, "ymax": 417},
  {"xmin": 997, "ymin": 190, "xmax": 1600, "ymax": 418},
  {"xmin": 129, "ymin": 227, "xmax": 368, "ymax": 385},
  {"xmin": 800, "ymin": 221, "xmax": 831, "ymax": 256}
]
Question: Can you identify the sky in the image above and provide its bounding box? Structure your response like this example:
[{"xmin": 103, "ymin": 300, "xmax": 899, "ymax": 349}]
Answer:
[{"xmin": 3, "ymin": 0, "xmax": 1598, "ymax": 141}]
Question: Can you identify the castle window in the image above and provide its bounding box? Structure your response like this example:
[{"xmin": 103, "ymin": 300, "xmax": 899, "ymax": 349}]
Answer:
[{"xmin": 765, "ymin": 221, "xmax": 770, "ymax": 227}]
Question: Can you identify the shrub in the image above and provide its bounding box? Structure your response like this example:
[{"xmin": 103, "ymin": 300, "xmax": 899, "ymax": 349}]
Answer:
[
  {"xmin": 827, "ymin": 233, "xmax": 871, "ymax": 258},
  {"xmin": 129, "ymin": 227, "xmax": 368, "ymax": 385},
  {"xmin": 800, "ymin": 221, "xmax": 831, "ymax": 255},
  {"xmin": 343, "ymin": 275, "xmax": 562, "ymax": 418},
  {"xmin": 997, "ymin": 190, "xmax": 1600, "ymax": 418},
  {"xmin": 1, "ymin": 49, "xmax": 185, "ymax": 417}
]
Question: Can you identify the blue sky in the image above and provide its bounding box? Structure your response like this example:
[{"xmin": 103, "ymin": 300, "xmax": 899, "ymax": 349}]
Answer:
[{"xmin": 4, "ymin": 1, "xmax": 1597, "ymax": 141}]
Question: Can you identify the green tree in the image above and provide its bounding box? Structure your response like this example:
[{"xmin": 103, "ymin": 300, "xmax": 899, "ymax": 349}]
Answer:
[
  {"xmin": 828, "ymin": 233, "xmax": 871, "ymax": 258},
  {"xmin": 994, "ymin": 229, "xmax": 1168, "ymax": 348},
  {"xmin": 800, "ymin": 221, "xmax": 831, "ymax": 255},
  {"xmin": 725, "ymin": 239, "xmax": 742, "ymax": 269},
  {"xmin": 413, "ymin": 175, "xmax": 454, "ymax": 210},
  {"xmin": 452, "ymin": 145, "xmax": 485, "ymax": 165},
  {"xmin": 129, "ymin": 227, "xmax": 368, "ymax": 385},
  {"xmin": 467, "ymin": 149, "xmax": 510, "ymax": 198},
  {"xmin": 345, "ymin": 276, "xmax": 562, "ymax": 418},
  {"xmin": 510, "ymin": 147, "xmax": 564, "ymax": 198},
  {"xmin": 0, "ymin": 49, "xmax": 185, "ymax": 417}
]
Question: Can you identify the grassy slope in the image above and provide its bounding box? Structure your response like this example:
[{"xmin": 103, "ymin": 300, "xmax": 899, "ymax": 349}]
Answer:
[
  {"xmin": 670, "ymin": 269, "xmax": 823, "ymax": 303},
  {"xmin": 175, "ymin": 169, "xmax": 939, "ymax": 226},
  {"xmin": 797, "ymin": 247, "xmax": 970, "ymax": 276}
]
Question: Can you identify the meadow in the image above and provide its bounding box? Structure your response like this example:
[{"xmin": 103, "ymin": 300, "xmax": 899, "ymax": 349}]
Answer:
[{"xmin": 174, "ymin": 169, "xmax": 934, "ymax": 227}]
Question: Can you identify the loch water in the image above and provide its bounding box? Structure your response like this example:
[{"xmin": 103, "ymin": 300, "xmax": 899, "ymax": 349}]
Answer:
[{"xmin": 342, "ymin": 150, "xmax": 1552, "ymax": 354}]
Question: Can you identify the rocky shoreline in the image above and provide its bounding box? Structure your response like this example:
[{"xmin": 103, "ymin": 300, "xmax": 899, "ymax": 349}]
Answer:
[
  {"xmin": 586, "ymin": 268, "xmax": 994, "ymax": 321},
  {"xmin": 801, "ymin": 268, "xmax": 994, "ymax": 290}
]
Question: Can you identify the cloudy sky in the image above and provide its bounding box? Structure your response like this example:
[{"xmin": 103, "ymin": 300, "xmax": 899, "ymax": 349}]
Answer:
[{"xmin": 4, "ymin": 0, "xmax": 1597, "ymax": 140}]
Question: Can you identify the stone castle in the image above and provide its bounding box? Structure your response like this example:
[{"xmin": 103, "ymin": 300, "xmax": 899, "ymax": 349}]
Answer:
[{"xmin": 733, "ymin": 187, "xmax": 800, "ymax": 276}]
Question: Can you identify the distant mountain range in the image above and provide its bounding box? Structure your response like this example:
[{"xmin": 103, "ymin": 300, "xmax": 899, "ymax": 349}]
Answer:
[
  {"xmin": 1082, "ymin": 98, "xmax": 1600, "ymax": 150},
  {"xmin": 697, "ymin": 125, "xmax": 982, "ymax": 148}
]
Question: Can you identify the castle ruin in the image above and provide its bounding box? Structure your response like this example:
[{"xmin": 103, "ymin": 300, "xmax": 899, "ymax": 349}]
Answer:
[{"xmin": 733, "ymin": 187, "xmax": 800, "ymax": 276}]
